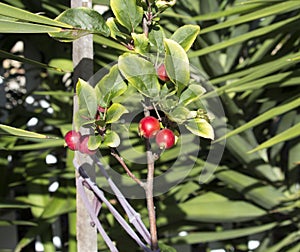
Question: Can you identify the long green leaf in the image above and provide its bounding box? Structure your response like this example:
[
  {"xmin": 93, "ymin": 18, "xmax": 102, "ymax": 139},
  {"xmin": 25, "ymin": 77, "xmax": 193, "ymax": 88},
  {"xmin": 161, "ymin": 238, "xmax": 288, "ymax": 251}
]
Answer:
[
  {"xmin": 0, "ymin": 124, "xmax": 54, "ymax": 139},
  {"xmin": 190, "ymin": 15, "xmax": 300, "ymax": 58},
  {"xmin": 0, "ymin": 20, "xmax": 62, "ymax": 33},
  {"xmin": 199, "ymin": 0, "xmax": 300, "ymax": 34},
  {"xmin": 216, "ymin": 169, "xmax": 285, "ymax": 209},
  {"xmin": 0, "ymin": 2, "xmax": 72, "ymax": 28},
  {"xmin": 249, "ymin": 122, "xmax": 300, "ymax": 153},
  {"xmin": 216, "ymin": 96, "xmax": 300, "ymax": 142},
  {"xmin": 165, "ymin": 221, "xmax": 278, "ymax": 244}
]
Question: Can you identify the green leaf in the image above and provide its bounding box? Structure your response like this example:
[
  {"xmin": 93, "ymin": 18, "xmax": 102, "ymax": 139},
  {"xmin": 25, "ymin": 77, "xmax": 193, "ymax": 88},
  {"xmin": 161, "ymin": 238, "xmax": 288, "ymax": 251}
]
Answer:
[
  {"xmin": 7, "ymin": 139, "xmax": 65, "ymax": 151},
  {"xmin": 179, "ymin": 192, "xmax": 266, "ymax": 222},
  {"xmin": 199, "ymin": 0, "xmax": 300, "ymax": 35},
  {"xmin": 132, "ymin": 33, "xmax": 149, "ymax": 54},
  {"xmin": 185, "ymin": 118, "xmax": 214, "ymax": 140},
  {"xmin": 88, "ymin": 135, "xmax": 102, "ymax": 150},
  {"xmin": 110, "ymin": 0, "xmax": 143, "ymax": 32},
  {"xmin": 179, "ymin": 84, "xmax": 206, "ymax": 106},
  {"xmin": 164, "ymin": 38, "xmax": 190, "ymax": 94},
  {"xmin": 249, "ymin": 122, "xmax": 300, "ymax": 153},
  {"xmin": 165, "ymin": 221, "xmax": 278, "ymax": 244},
  {"xmin": 0, "ymin": 20, "xmax": 62, "ymax": 33},
  {"xmin": 105, "ymin": 103, "xmax": 128, "ymax": 124},
  {"xmin": 76, "ymin": 79, "xmax": 98, "ymax": 127},
  {"xmin": 95, "ymin": 65, "xmax": 127, "ymax": 107},
  {"xmin": 149, "ymin": 26, "xmax": 165, "ymax": 52},
  {"xmin": 166, "ymin": 106, "xmax": 193, "ymax": 124},
  {"xmin": 216, "ymin": 169, "xmax": 285, "ymax": 209},
  {"xmin": 0, "ymin": 124, "xmax": 51, "ymax": 139},
  {"xmin": 118, "ymin": 53, "xmax": 160, "ymax": 98},
  {"xmin": 190, "ymin": 15, "xmax": 299, "ymax": 58},
  {"xmin": 170, "ymin": 24, "xmax": 200, "ymax": 51},
  {"xmin": 216, "ymin": 96, "xmax": 300, "ymax": 142},
  {"xmin": 158, "ymin": 242, "xmax": 177, "ymax": 252},
  {"xmin": 0, "ymin": 2, "xmax": 72, "ymax": 28},
  {"xmin": 106, "ymin": 17, "xmax": 127, "ymax": 40},
  {"xmin": 49, "ymin": 7, "xmax": 110, "ymax": 42},
  {"xmin": 156, "ymin": 0, "xmax": 176, "ymax": 12},
  {"xmin": 102, "ymin": 130, "xmax": 121, "ymax": 148}
]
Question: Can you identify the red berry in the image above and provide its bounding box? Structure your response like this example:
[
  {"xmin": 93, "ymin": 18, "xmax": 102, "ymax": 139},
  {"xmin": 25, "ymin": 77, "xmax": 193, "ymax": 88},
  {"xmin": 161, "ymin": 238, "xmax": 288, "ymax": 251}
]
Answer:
[
  {"xmin": 155, "ymin": 129, "xmax": 175, "ymax": 149},
  {"xmin": 78, "ymin": 135, "xmax": 97, "ymax": 155},
  {"xmin": 64, "ymin": 130, "xmax": 81, "ymax": 151},
  {"xmin": 139, "ymin": 116, "xmax": 160, "ymax": 139},
  {"xmin": 157, "ymin": 64, "xmax": 170, "ymax": 82}
]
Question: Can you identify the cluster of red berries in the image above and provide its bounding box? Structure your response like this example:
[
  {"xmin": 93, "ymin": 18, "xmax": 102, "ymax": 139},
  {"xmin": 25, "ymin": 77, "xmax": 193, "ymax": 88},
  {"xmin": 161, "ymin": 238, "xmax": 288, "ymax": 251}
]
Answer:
[
  {"xmin": 138, "ymin": 116, "xmax": 175, "ymax": 149},
  {"xmin": 64, "ymin": 130, "xmax": 96, "ymax": 155}
]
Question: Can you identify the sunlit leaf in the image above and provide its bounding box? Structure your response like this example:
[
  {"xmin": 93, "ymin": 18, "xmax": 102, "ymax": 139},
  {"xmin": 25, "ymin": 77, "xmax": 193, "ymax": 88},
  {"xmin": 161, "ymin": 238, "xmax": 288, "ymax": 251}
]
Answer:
[
  {"xmin": 95, "ymin": 64, "xmax": 127, "ymax": 107},
  {"xmin": 110, "ymin": 0, "xmax": 143, "ymax": 32},
  {"xmin": 185, "ymin": 118, "xmax": 214, "ymax": 140},
  {"xmin": 164, "ymin": 38, "xmax": 190, "ymax": 94},
  {"xmin": 118, "ymin": 53, "xmax": 160, "ymax": 98},
  {"xmin": 105, "ymin": 103, "xmax": 128, "ymax": 124},
  {"xmin": 170, "ymin": 24, "xmax": 200, "ymax": 51},
  {"xmin": 49, "ymin": 7, "xmax": 110, "ymax": 42}
]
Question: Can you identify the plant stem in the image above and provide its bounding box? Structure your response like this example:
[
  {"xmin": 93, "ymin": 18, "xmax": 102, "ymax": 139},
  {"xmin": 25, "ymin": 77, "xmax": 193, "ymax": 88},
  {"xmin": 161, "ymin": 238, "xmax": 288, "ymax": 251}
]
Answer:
[
  {"xmin": 142, "ymin": 96, "xmax": 159, "ymax": 251},
  {"xmin": 145, "ymin": 145, "xmax": 158, "ymax": 251},
  {"xmin": 110, "ymin": 149, "xmax": 145, "ymax": 187}
]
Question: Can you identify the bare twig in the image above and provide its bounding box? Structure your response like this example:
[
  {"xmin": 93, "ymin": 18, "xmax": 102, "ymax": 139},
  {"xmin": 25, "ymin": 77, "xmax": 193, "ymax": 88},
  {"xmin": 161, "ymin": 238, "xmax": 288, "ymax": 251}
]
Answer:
[{"xmin": 110, "ymin": 149, "xmax": 145, "ymax": 188}]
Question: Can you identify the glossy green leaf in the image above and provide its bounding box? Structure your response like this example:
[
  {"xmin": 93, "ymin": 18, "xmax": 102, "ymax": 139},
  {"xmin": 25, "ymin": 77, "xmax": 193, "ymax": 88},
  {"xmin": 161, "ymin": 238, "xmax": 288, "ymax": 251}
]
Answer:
[
  {"xmin": 0, "ymin": 20, "xmax": 62, "ymax": 33},
  {"xmin": 0, "ymin": 124, "xmax": 51, "ymax": 139},
  {"xmin": 170, "ymin": 24, "xmax": 200, "ymax": 51},
  {"xmin": 88, "ymin": 135, "xmax": 102, "ymax": 150},
  {"xmin": 179, "ymin": 84, "xmax": 206, "ymax": 106},
  {"xmin": 105, "ymin": 103, "xmax": 128, "ymax": 124},
  {"xmin": 110, "ymin": 0, "xmax": 143, "ymax": 32},
  {"xmin": 95, "ymin": 64, "xmax": 127, "ymax": 107},
  {"xmin": 106, "ymin": 17, "xmax": 127, "ymax": 40},
  {"xmin": 102, "ymin": 130, "xmax": 121, "ymax": 148},
  {"xmin": 156, "ymin": 0, "xmax": 176, "ymax": 12},
  {"xmin": 166, "ymin": 106, "xmax": 193, "ymax": 124},
  {"xmin": 76, "ymin": 79, "xmax": 98, "ymax": 126},
  {"xmin": 185, "ymin": 118, "xmax": 214, "ymax": 140},
  {"xmin": 249, "ymin": 122, "xmax": 300, "ymax": 153},
  {"xmin": 149, "ymin": 25, "xmax": 165, "ymax": 52},
  {"xmin": 0, "ymin": 2, "xmax": 72, "ymax": 28},
  {"xmin": 7, "ymin": 139, "xmax": 65, "ymax": 151},
  {"xmin": 49, "ymin": 7, "xmax": 110, "ymax": 42},
  {"xmin": 118, "ymin": 53, "xmax": 160, "ymax": 98},
  {"xmin": 164, "ymin": 38, "xmax": 190, "ymax": 94},
  {"xmin": 132, "ymin": 33, "xmax": 149, "ymax": 54}
]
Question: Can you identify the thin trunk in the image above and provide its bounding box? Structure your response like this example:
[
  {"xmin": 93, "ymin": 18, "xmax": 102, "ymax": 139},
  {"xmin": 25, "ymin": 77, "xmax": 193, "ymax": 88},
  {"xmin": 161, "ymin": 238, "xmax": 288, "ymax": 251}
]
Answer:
[{"xmin": 71, "ymin": 1, "xmax": 97, "ymax": 251}]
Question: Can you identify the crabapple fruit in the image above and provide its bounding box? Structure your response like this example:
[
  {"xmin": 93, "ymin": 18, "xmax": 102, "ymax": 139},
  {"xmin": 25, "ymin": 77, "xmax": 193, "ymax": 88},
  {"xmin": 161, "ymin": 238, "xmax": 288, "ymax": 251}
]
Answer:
[
  {"xmin": 157, "ymin": 63, "xmax": 170, "ymax": 82},
  {"xmin": 155, "ymin": 128, "xmax": 175, "ymax": 149},
  {"xmin": 139, "ymin": 116, "xmax": 160, "ymax": 138},
  {"xmin": 64, "ymin": 130, "xmax": 81, "ymax": 151},
  {"xmin": 78, "ymin": 135, "xmax": 97, "ymax": 155}
]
